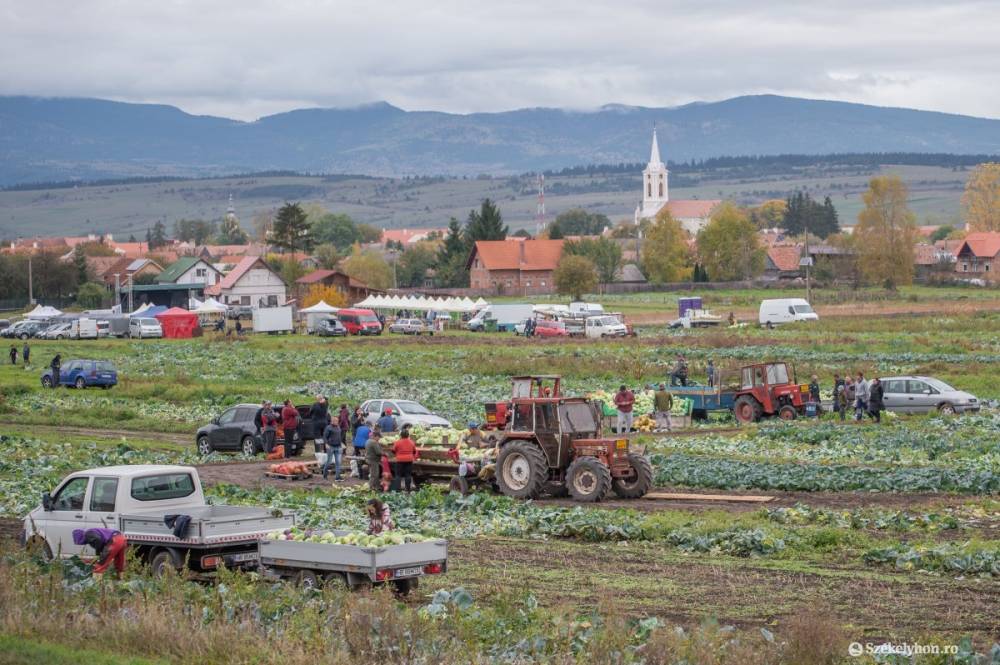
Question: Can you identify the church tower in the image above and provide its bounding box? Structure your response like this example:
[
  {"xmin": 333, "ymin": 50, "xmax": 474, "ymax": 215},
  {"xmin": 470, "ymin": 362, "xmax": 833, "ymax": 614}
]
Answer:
[{"xmin": 640, "ymin": 128, "xmax": 669, "ymax": 219}]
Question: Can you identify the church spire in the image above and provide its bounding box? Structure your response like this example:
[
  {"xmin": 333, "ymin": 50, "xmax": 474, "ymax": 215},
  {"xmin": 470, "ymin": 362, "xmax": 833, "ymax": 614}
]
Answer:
[{"xmin": 649, "ymin": 127, "xmax": 663, "ymax": 166}]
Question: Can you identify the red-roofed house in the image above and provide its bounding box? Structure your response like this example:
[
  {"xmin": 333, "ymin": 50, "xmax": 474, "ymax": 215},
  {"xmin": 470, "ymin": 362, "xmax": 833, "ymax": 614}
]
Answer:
[
  {"xmin": 467, "ymin": 239, "xmax": 564, "ymax": 295},
  {"xmin": 295, "ymin": 269, "xmax": 378, "ymax": 302},
  {"xmin": 382, "ymin": 228, "xmax": 447, "ymax": 245},
  {"xmin": 955, "ymin": 232, "xmax": 1000, "ymax": 278},
  {"xmin": 764, "ymin": 245, "xmax": 803, "ymax": 280},
  {"xmin": 205, "ymin": 256, "xmax": 288, "ymax": 307}
]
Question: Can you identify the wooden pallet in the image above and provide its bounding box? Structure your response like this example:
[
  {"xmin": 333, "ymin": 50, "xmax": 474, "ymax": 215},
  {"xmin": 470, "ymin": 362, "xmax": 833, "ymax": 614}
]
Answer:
[
  {"xmin": 643, "ymin": 492, "xmax": 774, "ymax": 503},
  {"xmin": 263, "ymin": 470, "xmax": 313, "ymax": 481}
]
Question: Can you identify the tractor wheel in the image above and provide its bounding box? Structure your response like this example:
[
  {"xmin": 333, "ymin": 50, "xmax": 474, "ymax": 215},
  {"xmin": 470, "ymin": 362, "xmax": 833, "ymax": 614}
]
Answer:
[
  {"xmin": 612, "ymin": 453, "xmax": 653, "ymax": 499},
  {"xmin": 778, "ymin": 405, "xmax": 797, "ymax": 421},
  {"xmin": 496, "ymin": 441, "xmax": 548, "ymax": 500},
  {"xmin": 733, "ymin": 396, "xmax": 762, "ymax": 424},
  {"xmin": 566, "ymin": 456, "xmax": 612, "ymax": 503}
]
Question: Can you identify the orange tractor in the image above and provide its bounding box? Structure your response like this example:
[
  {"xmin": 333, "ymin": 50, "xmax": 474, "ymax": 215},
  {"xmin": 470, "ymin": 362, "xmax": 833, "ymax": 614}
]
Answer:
[
  {"xmin": 731, "ymin": 362, "xmax": 812, "ymax": 423},
  {"xmin": 487, "ymin": 375, "xmax": 653, "ymax": 502}
]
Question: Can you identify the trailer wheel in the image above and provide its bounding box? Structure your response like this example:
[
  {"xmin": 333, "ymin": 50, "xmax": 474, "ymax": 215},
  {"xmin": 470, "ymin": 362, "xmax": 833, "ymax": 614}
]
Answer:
[
  {"xmin": 566, "ymin": 456, "xmax": 611, "ymax": 502},
  {"xmin": 150, "ymin": 549, "xmax": 182, "ymax": 578},
  {"xmin": 778, "ymin": 405, "xmax": 797, "ymax": 421},
  {"xmin": 734, "ymin": 396, "xmax": 762, "ymax": 424},
  {"xmin": 296, "ymin": 569, "xmax": 320, "ymax": 589},
  {"xmin": 612, "ymin": 454, "xmax": 653, "ymax": 499},
  {"xmin": 393, "ymin": 577, "xmax": 419, "ymax": 596},
  {"xmin": 496, "ymin": 440, "xmax": 548, "ymax": 500},
  {"xmin": 323, "ymin": 571, "xmax": 348, "ymax": 589},
  {"xmin": 448, "ymin": 476, "xmax": 470, "ymax": 495}
]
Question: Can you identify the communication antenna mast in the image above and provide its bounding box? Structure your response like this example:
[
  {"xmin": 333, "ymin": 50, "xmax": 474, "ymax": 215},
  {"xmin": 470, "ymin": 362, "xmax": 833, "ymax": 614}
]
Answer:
[{"xmin": 535, "ymin": 174, "xmax": 546, "ymax": 235}]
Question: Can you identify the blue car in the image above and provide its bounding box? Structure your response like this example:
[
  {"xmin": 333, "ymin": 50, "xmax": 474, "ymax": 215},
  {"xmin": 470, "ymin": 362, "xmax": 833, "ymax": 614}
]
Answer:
[{"xmin": 41, "ymin": 359, "xmax": 118, "ymax": 389}]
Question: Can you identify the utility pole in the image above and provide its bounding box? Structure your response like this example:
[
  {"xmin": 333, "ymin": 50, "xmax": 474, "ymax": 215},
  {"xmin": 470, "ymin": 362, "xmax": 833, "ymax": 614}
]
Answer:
[
  {"xmin": 114, "ymin": 273, "xmax": 121, "ymax": 312},
  {"xmin": 27, "ymin": 255, "xmax": 34, "ymax": 305},
  {"xmin": 802, "ymin": 214, "xmax": 813, "ymax": 303}
]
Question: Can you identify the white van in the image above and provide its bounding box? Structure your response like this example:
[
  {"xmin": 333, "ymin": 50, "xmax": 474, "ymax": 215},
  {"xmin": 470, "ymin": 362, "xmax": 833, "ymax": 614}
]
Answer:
[
  {"xmin": 584, "ymin": 315, "xmax": 628, "ymax": 338},
  {"xmin": 759, "ymin": 299, "xmax": 818, "ymax": 326},
  {"xmin": 71, "ymin": 318, "xmax": 99, "ymax": 340},
  {"xmin": 570, "ymin": 301, "xmax": 605, "ymax": 316}
]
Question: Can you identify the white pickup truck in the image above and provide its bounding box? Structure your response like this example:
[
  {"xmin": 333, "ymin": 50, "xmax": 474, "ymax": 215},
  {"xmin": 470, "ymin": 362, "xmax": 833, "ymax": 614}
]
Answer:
[{"xmin": 22, "ymin": 465, "xmax": 295, "ymax": 576}]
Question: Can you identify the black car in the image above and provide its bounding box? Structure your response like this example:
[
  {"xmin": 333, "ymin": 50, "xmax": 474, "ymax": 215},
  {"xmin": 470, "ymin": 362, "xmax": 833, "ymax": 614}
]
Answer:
[
  {"xmin": 315, "ymin": 318, "xmax": 347, "ymax": 337},
  {"xmin": 195, "ymin": 403, "xmax": 325, "ymax": 456}
]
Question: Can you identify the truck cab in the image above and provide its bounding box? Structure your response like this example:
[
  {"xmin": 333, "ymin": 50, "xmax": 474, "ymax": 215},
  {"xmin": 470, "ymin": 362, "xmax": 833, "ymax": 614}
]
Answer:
[{"xmin": 584, "ymin": 315, "xmax": 628, "ymax": 338}]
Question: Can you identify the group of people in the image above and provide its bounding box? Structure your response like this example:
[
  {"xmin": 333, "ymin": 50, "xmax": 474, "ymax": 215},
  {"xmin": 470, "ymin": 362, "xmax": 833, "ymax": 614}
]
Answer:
[
  {"xmin": 832, "ymin": 372, "xmax": 885, "ymax": 423},
  {"xmin": 7, "ymin": 342, "xmax": 30, "ymax": 367}
]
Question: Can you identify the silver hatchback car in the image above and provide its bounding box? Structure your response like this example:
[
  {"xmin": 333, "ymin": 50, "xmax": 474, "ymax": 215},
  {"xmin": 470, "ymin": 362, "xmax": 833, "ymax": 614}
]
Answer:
[{"xmin": 880, "ymin": 376, "xmax": 980, "ymax": 415}]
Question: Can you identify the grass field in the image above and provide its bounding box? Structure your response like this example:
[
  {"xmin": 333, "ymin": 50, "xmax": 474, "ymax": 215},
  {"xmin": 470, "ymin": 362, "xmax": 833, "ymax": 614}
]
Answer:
[
  {"xmin": 1, "ymin": 287, "xmax": 999, "ymax": 662},
  {"xmin": 0, "ymin": 163, "xmax": 967, "ymax": 239}
]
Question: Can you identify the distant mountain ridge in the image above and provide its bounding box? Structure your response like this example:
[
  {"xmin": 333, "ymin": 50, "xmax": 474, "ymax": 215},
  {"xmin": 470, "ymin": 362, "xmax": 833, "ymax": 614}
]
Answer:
[{"xmin": 1, "ymin": 94, "xmax": 999, "ymax": 186}]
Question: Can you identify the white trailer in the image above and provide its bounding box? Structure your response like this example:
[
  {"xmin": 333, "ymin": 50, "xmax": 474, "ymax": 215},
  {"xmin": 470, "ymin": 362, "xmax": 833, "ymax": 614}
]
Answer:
[
  {"xmin": 71, "ymin": 318, "xmax": 99, "ymax": 340},
  {"xmin": 252, "ymin": 306, "xmax": 294, "ymax": 333}
]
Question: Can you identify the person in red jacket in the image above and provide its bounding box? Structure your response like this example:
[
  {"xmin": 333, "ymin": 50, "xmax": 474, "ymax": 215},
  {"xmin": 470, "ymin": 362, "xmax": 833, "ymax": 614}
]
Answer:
[
  {"xmin": 613, "ymin": 384, "xmax": 635, "ymax": 435},
  {"xmin": 280, "ymin": 400, "xmax": 299, "ymax": 458},
  {"xmin": 392, "ymin": 426, "xmax": 418, "ymax": 493}
]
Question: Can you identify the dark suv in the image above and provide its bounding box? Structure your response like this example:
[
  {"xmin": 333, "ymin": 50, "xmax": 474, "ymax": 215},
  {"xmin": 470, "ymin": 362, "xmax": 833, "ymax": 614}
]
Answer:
[{"xmin": 195, "ymin": 403, "xmax": 324, "ymax": 456}]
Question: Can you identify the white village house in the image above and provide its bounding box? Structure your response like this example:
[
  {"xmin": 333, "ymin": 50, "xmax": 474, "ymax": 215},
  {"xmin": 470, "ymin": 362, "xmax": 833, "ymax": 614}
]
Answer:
[
  {"xmin": 155, "ymin": 256, "xmax": 223, "ymax": 287},
  {"xmin": 205, "ymin": 256, "xmax": 287, "ymax": 307},
  {"xmin": 634, "ymin": 129, "xmax": 721, "ymax": 234}
]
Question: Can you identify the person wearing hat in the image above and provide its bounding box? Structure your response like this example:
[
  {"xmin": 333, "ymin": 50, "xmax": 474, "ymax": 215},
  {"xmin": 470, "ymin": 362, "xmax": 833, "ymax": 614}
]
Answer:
[
  {"xmin": 462, "ymin": 422, "xmax": 484, "ymax": 448},
  {"xmin": 72, "ymin": 527, "xmax": 127, "ymax": 577},
  {"xmin": 376, "ymin": 407, "xmax": 398, "ymax": 433}
]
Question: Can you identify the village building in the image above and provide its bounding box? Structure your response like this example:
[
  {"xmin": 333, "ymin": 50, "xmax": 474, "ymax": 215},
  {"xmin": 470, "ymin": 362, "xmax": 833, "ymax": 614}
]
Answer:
[
  {"xmin": 205, "ymin": 256, "xmax": 287, "ymax": 307},
  {"xmin": 295, "ymin": 269, "xmax": 379, "ymax": 302},
  {"xmin": 156, "ymin": 256, "xmax": 223, "ymax": 286},
  {"xmin": 954, "ymin": 232, "xmax": 1000, "ymax": 278},
  {"xmin": 467, "ymin": 238, "xmax": 564, "ymax": 295},
  {"xmin": 101, "ymin": 257, "xmax": 163, "ymax": 287},
  {"xmin": 634, "ymin": 129, "xmax": 721, "ymax": 234}
]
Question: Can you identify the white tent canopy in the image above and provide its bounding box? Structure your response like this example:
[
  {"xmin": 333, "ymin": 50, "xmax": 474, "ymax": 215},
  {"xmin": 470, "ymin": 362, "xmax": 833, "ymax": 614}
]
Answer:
[
  {"xmin": 129, "ymin": 303, "xmax": 152, "ymax": 317},
  {"xmin": 300, "ymin": 300, "xmax": 340, "ymax": 314},
  {"xmin": 354, "ymin": 294, "xmax": 487, "ymax": 313},
  {"xmin": 25, "ymin": 304, "xmax": 63, "ymax": 319},
  {"xmin": 193, "ymin": 298, "xmax": 228, "ymax": 314}
]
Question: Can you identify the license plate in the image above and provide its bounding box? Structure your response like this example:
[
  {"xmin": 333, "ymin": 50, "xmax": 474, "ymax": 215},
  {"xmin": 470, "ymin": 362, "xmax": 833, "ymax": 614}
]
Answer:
[
  {"xmin": 395, "ymin": 566, "xmax": 422, "ymax": 578},
  {"xmin": 616, "ymin": 439, "xmax": 627, "ymax": 449},
  {"xmin": 227, "ymin": 552, "xmax": 259, "ymax": 563}
]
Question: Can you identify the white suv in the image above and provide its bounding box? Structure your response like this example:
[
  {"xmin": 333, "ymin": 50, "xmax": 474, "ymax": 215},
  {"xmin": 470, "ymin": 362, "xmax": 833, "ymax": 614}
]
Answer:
[{"xmin": 129, "ymin": 317, "xmax": 163, "ymax": 339}]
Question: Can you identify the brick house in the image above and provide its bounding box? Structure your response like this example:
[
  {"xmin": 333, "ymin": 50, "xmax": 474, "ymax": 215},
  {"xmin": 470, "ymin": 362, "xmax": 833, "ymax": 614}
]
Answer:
[
  {"xmin": 295, "ymin": 269, "xmax": 379, "ymax": 303},
  {"xmin": 954, "ymin": 232, "xmax": 1000, "ymax": 278},
  {"xmin": 467, "ymin": 239, "xmax": 564, "ymax": 295}
]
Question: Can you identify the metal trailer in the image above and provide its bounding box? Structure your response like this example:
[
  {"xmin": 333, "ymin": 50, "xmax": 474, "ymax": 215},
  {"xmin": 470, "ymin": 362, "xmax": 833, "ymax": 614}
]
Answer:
[
  {"xmin": 118, "ymin": 505, "xmax": 296, "ymax": 574},
  {"xmin": 662, "ymin": 384, "xmax": 737, "ymax": 419},
  {"xmin": 258, "ymin": 534, "xmax": 448, "ymax": 593}
]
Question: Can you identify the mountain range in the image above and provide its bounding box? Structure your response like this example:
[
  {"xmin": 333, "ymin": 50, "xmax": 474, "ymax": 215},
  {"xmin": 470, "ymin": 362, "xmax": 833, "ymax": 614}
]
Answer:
[{"xmin": 2, "ymin": 94, "xmax": 999, "ymax": 186}]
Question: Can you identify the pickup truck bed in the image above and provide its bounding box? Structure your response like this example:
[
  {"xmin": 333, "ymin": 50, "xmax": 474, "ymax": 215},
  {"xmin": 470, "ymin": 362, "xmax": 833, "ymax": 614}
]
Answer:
[{"xmin": 121, "ymin": 505, "xmax": 295, "ymax": 547}]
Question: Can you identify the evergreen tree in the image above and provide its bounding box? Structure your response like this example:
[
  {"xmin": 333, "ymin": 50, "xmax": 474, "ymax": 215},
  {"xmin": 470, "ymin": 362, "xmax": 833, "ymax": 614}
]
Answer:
[
  {"xmin": 435, "ymin": 218, "xmax": 471, "ymax": 288},
  {"xmin": 72, "ymin": 244, "xmax": 89, "ymax": 284},
  {"xmin": 817, "ymin": 196, "xmax": 840, "ymax": 238},
  {"xmin": 148, "ymin": 220, "xmax": 168, "ymax": 250},
  {"xmin": 269, "ymin": 203, "xmax": 311, "ymax": 254},
  {"xmin": 464, "ymin": 199, "xmax": 507, "ymax": 242},
  {"xmin": 547, "ymin": 223, "xmax": 565, "ymax": 239}
]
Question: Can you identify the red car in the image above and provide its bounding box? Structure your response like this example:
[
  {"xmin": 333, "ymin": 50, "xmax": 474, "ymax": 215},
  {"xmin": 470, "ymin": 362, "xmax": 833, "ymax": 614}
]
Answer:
[{"xmin": 534, "ymin": 320, "xmax": 569, "ymax": 337}]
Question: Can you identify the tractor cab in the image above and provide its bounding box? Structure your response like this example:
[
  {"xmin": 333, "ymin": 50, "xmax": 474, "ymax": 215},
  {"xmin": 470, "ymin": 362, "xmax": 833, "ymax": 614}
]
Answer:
[
  {"xmin": 733, "ymin": 362, "xmax": 810, "ymax": 423},
  {"xmin": 485, "ymin": 375, "xmax": 562, "ymax": 431}
]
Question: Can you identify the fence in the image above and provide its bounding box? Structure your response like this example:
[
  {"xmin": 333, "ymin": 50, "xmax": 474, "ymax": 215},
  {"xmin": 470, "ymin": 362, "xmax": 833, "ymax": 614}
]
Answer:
[{"xmin": 0, "ymin": 297, "xmax": 77, "ymax": 313}]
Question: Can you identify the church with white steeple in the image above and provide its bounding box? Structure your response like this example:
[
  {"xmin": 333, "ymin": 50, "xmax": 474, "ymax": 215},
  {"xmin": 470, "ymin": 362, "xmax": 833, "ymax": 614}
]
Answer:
[{"xmin": 634, "ymin": 129, "xmax": 720, "ymax": 235}]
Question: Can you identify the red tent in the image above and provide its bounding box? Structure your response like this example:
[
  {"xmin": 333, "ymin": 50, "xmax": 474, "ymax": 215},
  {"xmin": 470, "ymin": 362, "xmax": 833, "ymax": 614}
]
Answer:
[{"xmin": 155, "ymin": 307, "xmax": 200, "ymax": 339}]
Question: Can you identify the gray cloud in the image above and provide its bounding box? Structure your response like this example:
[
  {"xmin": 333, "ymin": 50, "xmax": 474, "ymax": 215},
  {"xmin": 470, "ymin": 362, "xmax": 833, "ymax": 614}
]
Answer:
[{"xmin": 1, "ymin": 0, "xmax": 997, "ymax": 120}]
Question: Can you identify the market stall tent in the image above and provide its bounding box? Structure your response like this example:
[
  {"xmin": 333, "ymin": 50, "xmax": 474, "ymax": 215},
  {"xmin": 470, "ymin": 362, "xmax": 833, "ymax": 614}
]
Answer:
[
  {"xmin": 155, "ymin": 307, "xmax": 200, "ymax": 338},
  {"xmin": 25, "ymin": 305, "xmax": 63, "ymax": 319}
]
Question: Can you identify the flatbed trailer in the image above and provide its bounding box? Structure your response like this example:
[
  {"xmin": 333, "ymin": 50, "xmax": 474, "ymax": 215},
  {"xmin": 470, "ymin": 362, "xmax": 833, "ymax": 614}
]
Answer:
[
  {"xmin": 663, "ymin": 384, "xmax": 737, "ymax": 419},
  {"xmin": 258, "ymin": 533, "xmax": 448, "ymax": 593}
]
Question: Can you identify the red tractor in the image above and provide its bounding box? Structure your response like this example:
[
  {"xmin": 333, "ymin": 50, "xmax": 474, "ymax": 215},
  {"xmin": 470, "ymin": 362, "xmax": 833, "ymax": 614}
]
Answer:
[
  {"xmin": 731, "ymin": 362, "xmax": 811, "ymax": 424},
  {"xmin": 483, "ymin": 375, "xmax": 561, "ymax": 436},
  {"xmin": 490, "ymin": 376, "xmax": 653, "ymax": 502}
]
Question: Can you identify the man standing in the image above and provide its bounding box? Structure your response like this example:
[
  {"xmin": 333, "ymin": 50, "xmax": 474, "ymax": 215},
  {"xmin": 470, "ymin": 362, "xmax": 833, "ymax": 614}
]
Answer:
[
  {"xmin": 613, "ymin": 384, "xmax": 635, "ymax": 435},
  {"xmin": 22, "ymin": 341, "xmax": 29, "ymax": 367},
  {"xmin": 338, "ymin": 404, "xmax": 350, "ymax": 447},
  {"xmin": 259, "ymin": 401, "xmax": 277, "ymax": 453},
  {"xmin": 868, "ymin": 377, "xmax": 884, "ymax": 423},
  {"xmin": 365, "ymin": 432, "xmax": 384, "ymax": 491},
  {"xmin": 653, "ymin": 384, "xmax": 673, "ymax": 432},
  {"xmin": 832, "ymin": 374, "xmax": 844, "ymax": 419},
  {"xmin": 8, "ymin": 345, "xmax": 16, "ymax": 365},
  {"xmin": 377, "ymin": 408, "xmax": 398, "ymax": 433},
  {"xmin": 854, "ymin": 372, "xmax": 869, "ymax": 422},
  {"xmin": 321, "ymin": 418, "xmax": 342, "ymax": 481},
  {"xmin": 841, "ymin": 376, "xmax": 855, "ymax": 423},
  {"xmin": 309, "ymin": 394, "xmax": 329, "ymax": 452},
  {"xmin": 50, "ymin": 354, "xmax": 61, "ymax": 388},
  {"xmin": 706, "ymin": 359, "xmax": 716, "ymax": 387},
  {"xmin": 280, "ymin": 400, "xmax": 299, "ymax": 458}
]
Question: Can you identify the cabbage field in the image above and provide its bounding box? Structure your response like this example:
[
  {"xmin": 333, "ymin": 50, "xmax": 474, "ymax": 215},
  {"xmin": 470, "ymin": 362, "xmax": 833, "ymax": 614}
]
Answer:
[{"xmin": 2, "ymin": 307, "xmax": 1000, "ymax": 662}]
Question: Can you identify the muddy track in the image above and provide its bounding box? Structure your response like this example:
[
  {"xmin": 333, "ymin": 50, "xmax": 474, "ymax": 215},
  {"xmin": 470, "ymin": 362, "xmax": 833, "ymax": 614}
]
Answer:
[{"xmin": 16, "ymin": 425, "xmax": 191, "ymax": 446}]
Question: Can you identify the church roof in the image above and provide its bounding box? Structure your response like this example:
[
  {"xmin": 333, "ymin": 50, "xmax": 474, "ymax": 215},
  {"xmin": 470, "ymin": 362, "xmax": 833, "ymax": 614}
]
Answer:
[
  {"xmin": 649, "ymin": 128, "xmax": 663, "ymax": 166},
  {"xmin": 664, "ymin": 199, "xmax": 721, "ymax": 220}
]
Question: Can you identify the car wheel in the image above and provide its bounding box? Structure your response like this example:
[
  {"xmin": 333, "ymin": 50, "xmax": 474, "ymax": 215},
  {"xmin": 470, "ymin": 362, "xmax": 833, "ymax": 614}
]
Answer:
[
  {"xmin": 75, "ymin": 377, "xmax": 86, "ymax": 389},
  {"xmin": 937, "ymin": 403, "xmax": 956, "ymax": 415},
  {"xmin": 197, "ymin": 435, "xmax": 213, "ymax": 456},
  {"xmin": 240, "ymin": 435, "xmax": 258, "ymax": 457},
  {"xmin": 41, "ymin": 376, "xmax": 52, "ymax": 388},
  {"xmin": 19, "ymin": 333, "xmax": 28, "ymax": 340}
]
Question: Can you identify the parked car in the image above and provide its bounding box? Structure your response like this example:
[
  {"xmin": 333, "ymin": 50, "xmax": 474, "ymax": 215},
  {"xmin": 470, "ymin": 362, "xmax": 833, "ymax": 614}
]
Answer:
[
  {"xmin": 337, "ymin": 309, "xmax": 383, "ymax": 336},
  {"xmin": 195, "ymin": 403, "xmax": 324, "ymax": 456},
  {"xmin": 0, "ymin": 319, "xmax": 10, "ymax": 331},
  {"xmin": 41, "ymin": 359, "xmax": 118, "ymax": 389},
  {"xmin": 534, "ymin": 320, "xmax": 569, "ymax": 337},
  {"xmin": 39, "ymin": 323, "xmax": 72, "ymax": 340},
  {"xmin": 880, "ymin": 376, "xmax": 980, "ymax": 415},
  {"xmin": 314, "ymin": 317, "xmax": 347, "ymax": 337},
  {"xmin": 129, "ymin": 317, "xmax": 163, "ymax": 339},
  {"xmin": 388, "ymin": 318, "xmax": 433, "ymax": 335},
  {"xmin": 360, "ymin": 399, "xmax": 451, "ymax": 429},
  {"xmin": 6, "ymin": 320, "xmax": 47, "ymax": 339}
]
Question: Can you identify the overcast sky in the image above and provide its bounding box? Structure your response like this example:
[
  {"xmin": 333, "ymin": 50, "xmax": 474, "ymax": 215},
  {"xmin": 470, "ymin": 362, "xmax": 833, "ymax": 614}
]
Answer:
[{"xmin": 1, "ymin": 1, "xmax": 997, "ymax": 121}]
